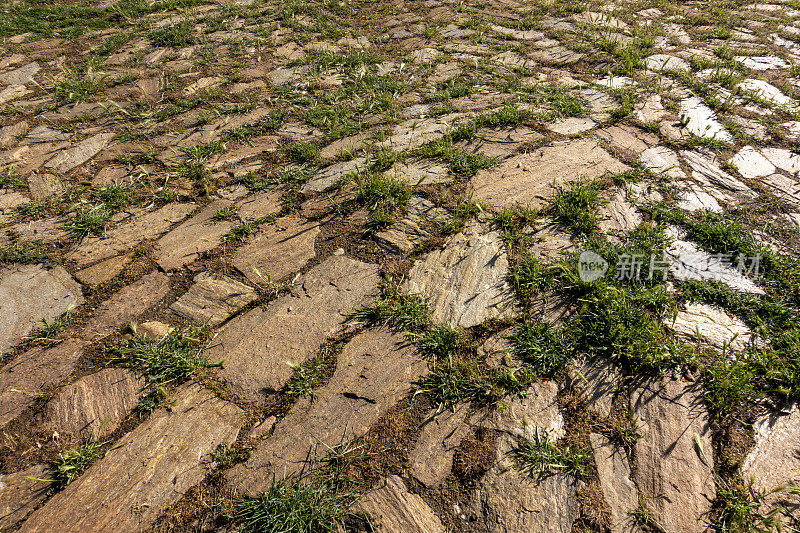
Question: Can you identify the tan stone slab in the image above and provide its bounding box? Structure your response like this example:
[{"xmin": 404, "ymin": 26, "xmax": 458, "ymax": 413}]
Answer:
[
  {"xmin": 358, "ymin": 476, "xmax": 446, "ymax": 533},
  {"xmin": 0, "ymin": 339, "xmax": 88, "ymax": 428},
  {"xmin": 19, "ymin": 383, "xmax": 243, "ymax": 533},
  {"xmin": 471, "ymin": 139, "xmax": 629, "ymax": 208},
  {"xmin": 0, "ymin": 464, "xmax": 52, "ymax": 530},
  {"xmin": 43, "ymin": 368, "xmax": 143, "ymax": 438},
  {"xmin": 69, "ymin": 203, "xmax": 194, "ymax": 267},
  {"xmin": 155, "ymin": 201, "xmax": 236, "ymax": 270},
  {"xmin": 170, "ymin": 272, "xmax": 257, "ymax": 326},
  {"xmin": 233, "ymin": 215, "xmax": 320, "ymax": 284},
  {"xmin": 590, "ymin": 433, "xmax": 639, "ymax": 533},
  {"xmin": 631, "ymin": 378, "xmax": 715, "ymax": 533},
  {"xmin": 206, "ymin": 255, "xmax": 380, "ymax": 402},
  {"xmin": 226, "ymin": 329, "xmax": 425, "ymax": 491},
  {"xmin": 409, "ymin": 403, "xmax": 471, "ymax": 487},
  {"xmin": 0, "ymin": 264, "xmax": 83, "ymax": 354}
]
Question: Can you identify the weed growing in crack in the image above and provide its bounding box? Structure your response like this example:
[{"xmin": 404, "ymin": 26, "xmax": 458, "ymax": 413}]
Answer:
[
  {"xmin": 551, "ymin": 180, "xmax": 604, "ymax": 235},
  {"xmin": 510, "ymin": 321, "xmax": 572, "ymax": 378},
  {"xmin": 52, "ymin": 438, "xmax": 103, "ymax": 488},
  {"xmin": 287, "ymin": 356, "xmax": 326, "ymax": 398},
  {"xmin": 513, "ymin": 432, "xmax": 592, "ymax": 481},
  {"xmin": 65, "ymin": 204, "xmax": 112, "ymax": 238}
]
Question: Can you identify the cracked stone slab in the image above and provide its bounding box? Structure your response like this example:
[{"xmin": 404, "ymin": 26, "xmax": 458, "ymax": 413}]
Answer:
[
  {"xmin": 679, "ymin": 98, "xmax": 731, "ymax": 141},
  {"xmin": 374, "ymin": 196, "xmax": 448, "ymax": 254},
  {"xmin": 763, "ymin": 173, "xmax": 800, "ymax": 205},
  {"xmin": 666, "ymin": 230, "xmax": 765, "ymax": 294},
  {"xmin": 681, "ymin": 150, "xmax": 757, "ymax": 201},
  {"xmin": 44, "ymin": 133, "xmax": 114, "ymax": 174},
  {"xmin": 357, "ymin": 476, "xmax": 446, "ymax": 533},
  {"xmin": 384, "ymin": 159, "xmax": 451, "ymax": 185},
  {"xmin": 666, "ymin": 302, "xmax": 754, "ymax": 351},
  {"xmin": 468, "ymin": 434, "xmax": 579, "ymax": 532},
  {"xmin": 205, "ymin": 255, "xmax": 380, "ymax": 402},
  {"xmin": 406, "ymin": 224, "xmax": 516, "ymax": 328},
  {"xmin": 154, "ymin": 200, "xmax": 237, "ymax": 270},
  {"xmin": 0, "ymin": 464, "xmax": 52, "ymax": 530},
  {"xmin": 640, "ymin": 145, "xmax": 686, "ymax": 179},
  {"xmin": 380, "ymin": 113, "xmax": 465, "ymax": 152},
  {"xmin": 171, "ymin": 272, "xmax": 257, "ymax": 326},
  {"xmin": 590, "ymin": 433, "xmax": 639, "ymax": 533},
  {"xmin": 69, "ymin": 203, "xmax": 194, "ymax": 267},
  {"xmin": 409, "ymin": 402, "xmax": 471, "ymax": 487},
  {"xmin": 644, "ymin": 54, "xmax": 691, "ymax": 71},
  {"xmin": 729, "ymin": 146, "xmax": 775, "ymax": 179},
  {"xmin": 0, "ymin": 339, "xmax": 88, "ymax": 428},
  {"xmin": 469, "ymin": 380, "xmax": 564, "ymax": 440},
  {"xmin": 0, "ymin": 264, "xmax": 83, "ymax": 354},
  {"xmin": 226, "ymin": 329, "xmax": 426, "ymax": 491},
  {"xmin": 631, "ymin": 378, "xmax": 715, "ymax": 533},
  {"xmin": 301, "ymin": 157, "xmax": 367, "ymax": 193},
  {"xmin": 741, "ymin": 405, "xmax": 800, "ymax": 528},
  {"xmin": 233, "ymin": 215, "xmax": 321, "ymax": 284},
  {"xmin": 19, "ymin": 383, "xmax": 243, "ymax": 533},
  {"xmin": 42, "ymin": 368, "xmax": 143, "ymax": 438},
  {"xmin": 738, "ymin": 79, "xmax": 799, "ymax": 111},
  {"xmin": 0, "ymin": 62, "xmax": 40, "ymax": 85},
  {"xmin": 735, "ymin": 55, "xmax": 790, "ymax": 70},
  {"xmin": 471, "ymin": 139, "xmax": 629, "ymax": 208}
]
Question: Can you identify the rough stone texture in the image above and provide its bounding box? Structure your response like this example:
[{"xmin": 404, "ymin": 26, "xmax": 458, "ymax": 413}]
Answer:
[
  {"xmin": 666, "ymin": 302, "xmax": 754, "ymax": 351},
  {"xmin": 233, "ymin": 215, "xmax": 320, "ymax": 284},
  {"xmin": 730, "ymin": 146, "xmax": 775, "ymax": 179},
  {"xmin": 73, "ymin": 254, "xmax": 131, "ymax": 285},
  {"xmin": 409, "ymin": 403, "xmax": 471, "ymax": 487},
  {"xmin": 70, "ymin": 203, "xmax": 194, "ymax": 267},
  {"xmin": 631, "ymin": 378, "xmax": 715, "ymax": 533},
  {"xmin": 43, "ymin": 368, "xmax": 143, "ymax": 438},
  {"xmin": 0, "ymin": 464, "xmax": 52, "ymax": 530},
  {"xmin": 470, "ymin": 380, "xmax": 564, "ymax": 440},
  {"xmin": 590, "ymin": 433, "xmax": 639, "ymax": 533},
  {"xmin": 0, "ymin": 339, "xmax": 88, "ymax": 428},
  {"xmin": 596, "ymin": 125, "xmax": 657, "ymax": 156},
  {"xmin": 406, "ymin": 224, "xmax": 515, "ymax": 328},
  {"xmin": 227, "ymin": 329, "xmax": 426, "ymax": 491},
  {"xmin": 301, "ymin": 157, "xmax": 367, "ymax": 193},
  {"xmin": 357, "ymin": 476, "xmax": 446, "ymax": 533},
  {"xmin": 384, "ymin": 159, "xmax": 451, "ymax": 185},
  {"xmin": 171, "ymin": 272, "xmax": 256, "ymax": 326},
  {"xmin": 469, "ymin": 434, "xmax": 579, "ymax": 532},
  {"xmin": 0, "ymin": 264, "xmax": 83, "ymax": 354},
  {"xmin": 679, "ymin": 97, "xmax": 731, "ymax": 141},
  {"xmin": 598, "ymin": 189, "xmax": 642, "ymax": 235},
  {"xmin": 82, "ymin": 272, "xmax": 171, "ymax": 341},
  {"xmin": 682, "ymin": 150, "xmax": 754, "ymax": 200},
  {"xmin": 374, "ymin": 197, "xmax": 447, "ymax": 254},
  {"xmin": 666, "ymin": 230, "xmax": 765, "ymax": 294},
  {"xmin": 565, "ymin": 356, "xmax": 620, "ymax": 417},
  {"xmin": 155, "ymin": 201, "xmax": 236, "ymax": 270},
  {"xmin": 235, "ymin": 190, "xmax": 283, "ymax": 222},
  {"xmin": 380, "ymin": 113, "xmax": 464, "ymax": 152},
  {"xmin": 27, "ymin": 173, "xmax": 64, "ymax": 200},
  {"xmin": 471, "ymin": 139, "xmax": 629, "ymax": 208},
  {"xmin": 645, "ymin": 54, "xmax": 691, "ymax": 71},
  {"xmin": 206, "ymin": 256, "xmax": 380, "ymax": 402},
  {"xmin": 741, "ymin": 405, "xmax": 800, "ymax": 525},
  {"xmin": 19, "ymin": 383, "xmax": 243, "ymax": 533},
  {"xmin": 44, "ymin": 133, "xmax": 114, "ymax": 173}
]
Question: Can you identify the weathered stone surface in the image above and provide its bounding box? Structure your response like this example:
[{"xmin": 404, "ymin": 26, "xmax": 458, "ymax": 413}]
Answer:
[
  {"xmin": 155, "ymin": 201, "xmax": 236, "ymax": 270},
  {"xmin": 406, "ymin": 224, "xmax": 515, "ymax": 328},
  {"xmin": 20, "ymin": 383, "xmax": 243, "ymax": 533},
  {"xmin": 0, "ymin": 62, "xmax": 40, "ymax": 85},
  {"xmin": 227, "ymin": 329, "xmax": 425, "ymax": 490},
  {"xmin": 645, "ymin": 54, "xmax": 690, "ymax": 71},
  {"xmin": 469, "ymin": 434, "xmax": 579, "ymax": 532},
  {"xmin": 206, "ymin": 256, "xmax": 380, "ymax": 401},
  {"xmin": 735, "ymin": 55, "xmax": 790, "ymax": 70},
  {"xmin": 546, "ymin": 117, "xmax": 596, "ymax": 135},
  {"xmin": 171, "ymin": 272, "xmax": 257, "ymax": 326},
  {"xmin": 596, "ymin": 125, "xmax": 657, "ymax": 156},
  {"xmin": 666, "ymin": 229, "xmax": 765, "ymax": 294},
  {"xmin": 384, "ymin": 159, "xmax": 451, "ymax": 185},
  {"xmin": 0, "ymin": 339, "xmax": 88, "ymax": 428},
  {"xmin": 470, "ymin": 380, "xmax": 564, "ymax": 440},
  {"xmin": 43, "ymin": 368, "xmax": 143, "ymax": 438},
  {"xmin": 676, "ymin": 181, "xmax": 723, "ymax": 212},
  {"xmin": 0, "ymin": 264, "xmax": 83, "ymax": 354},
  {"xmin": 528, "ymin": 222, "xmax": 579, "ymax": 263},
  {"xmin": 763, "ymin": 173, "xmax": 800, "ymax": 205},
  {"xmin": 590, "ymin": 433, "xmax": 639, "ymax": 533},
  {"xmin": 374, "ymin": 197, "xmax": 447, "ymax": 254},
  {"xmin": 741, "ymin": 405, "xmax": 800, "ymax": 525},
  {"xmin": 358, "ymin": 476, "xmax": 446, "ymax": 533},
  {"xmin": 0, "ymin": 121, "xmax": 28, "ymax": 148},
  {"xmin": 598, "ymin": 189, "xmax": 642, "ymax": 235},
  {"xmin": 729, "ymin": 146, "xmax": 775, "ymax": 179},
  {"xmin": 679, "ymin": 98, "xmax": 731, "ymax": 141},
  {"xmin": 301, "ymin": 157, "xmax": 367, "ymax": 193},
  {"xmin": 233, "ymin": 215, "xmax": 320, "ymax": 284},
  {"xmin": 0, "ymin": 464, "xmax": 52, "ymax": 530},
  {"xmin": 666, "ymin": 302, "xmax": 754, "ymax": 351},
  {"xmin": 27, "ymin": 173, "xmax": 64, "ymax": 200},
  {"xmin": 635, "ymin": 94, "xmax": 668, "ymax": 123},
  {"xmin": 532, "ymin": 45, "xmax": 585, "ymax": 65},
  {"xmin": 761, "ymin": 147, "xmax": 800, "ymax": 174},
  {"xmin": 235, "ymin": 190, "xmax": 283, "ymax": 222},
  {"xmin": 82, "ymin": 272, "xmax": 170, "ymax": 341},
  {"xmin": 73, "ymin": 254, "xmax": 131, "ymax": 285},
  {"xmin": 631, "ymin": 378, "xmax": 715, "ymax": 533},
  {"xmin": 738, "ymin": 79, "xmax": 798, "ymax": 111},
  {"xmin": 566, "ymin": 356, "xmax": 620, "ymax": 417},
  {"xmin": 409, "ymin": 402, "xmax": 471, "ymax": 487},
  {"xmin": 70, "ymin": 203, "xmax": 194, "ymax": 267},
  {"xmin": 380, "ymin": 113, "xmax": 464, "ymax": 152},
  {"xmin": 44, "ymin": 133, "xmax": 114, "ymax": 173},
  {"xmin": 471, "ymin": 139, "xmax": 629, "ymax": 208},
  {"xmin": 682, "ymin": 150, "xmax": 757, "ymax": 201}
]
